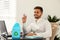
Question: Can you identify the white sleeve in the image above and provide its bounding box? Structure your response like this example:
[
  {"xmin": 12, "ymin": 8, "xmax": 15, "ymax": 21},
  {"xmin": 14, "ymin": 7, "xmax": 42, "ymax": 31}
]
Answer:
[
  {"xmin": 26, "ymin": 23, "xmax": 32, "ymax": 34},
  {"xmin": 35, "ymin": 21, "xmax": 52, "ymax": 38}
]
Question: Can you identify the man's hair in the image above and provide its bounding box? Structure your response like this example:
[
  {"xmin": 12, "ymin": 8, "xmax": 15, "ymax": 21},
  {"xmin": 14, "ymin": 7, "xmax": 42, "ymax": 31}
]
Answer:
[{"xmin": 34, "ymin": 6, "xmax": 43, "ymax": 12}]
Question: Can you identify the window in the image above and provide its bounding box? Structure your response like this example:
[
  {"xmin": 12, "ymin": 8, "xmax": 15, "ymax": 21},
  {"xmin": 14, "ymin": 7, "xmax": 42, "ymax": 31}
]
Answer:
[{"xmin": 0, "ymin": 0, "xmax": 16, "ymax": 32}]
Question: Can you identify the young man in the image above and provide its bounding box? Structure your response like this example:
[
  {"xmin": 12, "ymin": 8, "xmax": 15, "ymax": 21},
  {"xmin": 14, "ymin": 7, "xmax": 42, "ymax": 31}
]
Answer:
[{"xmin": 22, "ymin": 6, "xmax": 52, "ymax": 40}]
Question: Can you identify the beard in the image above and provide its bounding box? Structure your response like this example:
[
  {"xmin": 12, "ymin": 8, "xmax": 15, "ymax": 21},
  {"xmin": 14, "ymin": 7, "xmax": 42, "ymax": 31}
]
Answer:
[
  {"xmin": 34, "ymin": 14, "xmax": 42, "ymax": 19},
  {"xmin": 34, "ymin": 16, "xmax": 41, "ymax": 19}
]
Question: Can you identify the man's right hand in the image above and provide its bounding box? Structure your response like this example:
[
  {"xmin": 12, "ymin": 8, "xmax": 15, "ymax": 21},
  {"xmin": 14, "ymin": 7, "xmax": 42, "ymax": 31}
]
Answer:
[
  {"xmin": 26, "ymin": 32, "xmax": 36, "ymax": 36},
  {"xmin": 22, "ymin": 14, "xmax": 27, "ymax": 23}
]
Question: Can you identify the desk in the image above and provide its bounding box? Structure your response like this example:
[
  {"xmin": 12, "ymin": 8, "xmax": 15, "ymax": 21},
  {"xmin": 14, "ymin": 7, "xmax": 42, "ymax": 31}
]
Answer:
[
  {"xmin": 7, "ymin": 35, "xmax": 45, "ymax": 40},
  {"xmin": 1, "ymin": 33, "xmax": 45, "ymax": 40}
]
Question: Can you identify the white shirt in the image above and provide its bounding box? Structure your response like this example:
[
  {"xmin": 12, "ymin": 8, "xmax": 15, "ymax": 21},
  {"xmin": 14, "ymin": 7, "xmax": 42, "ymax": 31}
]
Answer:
[{"xmin": 23, "ymin": 18, "xmax": 52, "ymax": 40}]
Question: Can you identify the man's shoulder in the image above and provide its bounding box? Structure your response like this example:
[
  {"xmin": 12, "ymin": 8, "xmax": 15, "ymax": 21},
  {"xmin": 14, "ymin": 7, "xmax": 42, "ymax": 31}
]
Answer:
[{"xmin": 42, "ymin": 19, "xmax": 50, "ymax": 23}]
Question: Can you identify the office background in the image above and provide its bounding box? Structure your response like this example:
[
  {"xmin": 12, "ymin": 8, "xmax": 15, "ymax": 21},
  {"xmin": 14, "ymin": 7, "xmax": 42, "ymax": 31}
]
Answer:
[
  {"xmin": 0, "ymin": 0, "xmax": 60, "ymax": 37},
  {"xmin": 16, "ymin": 0, "xmax": 60, "ymax": 36}
]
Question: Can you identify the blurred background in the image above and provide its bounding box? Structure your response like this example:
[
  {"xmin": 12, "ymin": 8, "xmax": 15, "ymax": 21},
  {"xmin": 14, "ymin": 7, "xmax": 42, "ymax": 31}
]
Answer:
[{"xmin": 0, "ymin": 0, "xmax": 60, "ymax": 40}]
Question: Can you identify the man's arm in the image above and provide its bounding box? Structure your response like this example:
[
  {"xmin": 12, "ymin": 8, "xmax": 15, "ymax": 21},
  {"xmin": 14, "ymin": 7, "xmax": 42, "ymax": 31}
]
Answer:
[
  {"xmin": 22, "ymin": 14, "xmax": 32, "ymax": 35},
  {"xmin": 35, "ymin": 21, "xmax": 52, "ymax": 38},
  {"xmin": 26, "ymin": 24, "xmax": 36, "ymax": 36}
]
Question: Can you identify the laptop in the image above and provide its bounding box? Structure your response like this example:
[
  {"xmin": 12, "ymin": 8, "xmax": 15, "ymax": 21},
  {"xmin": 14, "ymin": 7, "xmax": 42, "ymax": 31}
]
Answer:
[
  {"xmin": 0, "ymin": 21, "xmax": 8, "ymax": 34},
  {"xmin": 0, "ymin": 21, "xmax": 11, "ymax": 40}
]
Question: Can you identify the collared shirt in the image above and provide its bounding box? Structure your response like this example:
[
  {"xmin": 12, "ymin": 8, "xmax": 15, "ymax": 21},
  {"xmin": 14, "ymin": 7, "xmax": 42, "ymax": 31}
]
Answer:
[{"xmin": 23, "ymin": 18, "xmax": 52, "ymax": 40}]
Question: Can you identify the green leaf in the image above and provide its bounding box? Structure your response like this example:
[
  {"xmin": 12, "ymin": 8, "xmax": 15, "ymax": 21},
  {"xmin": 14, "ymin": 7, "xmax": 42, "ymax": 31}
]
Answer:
[{"xmin": 47, "ymin": 15, "xmax": 60, "ymax": 22}]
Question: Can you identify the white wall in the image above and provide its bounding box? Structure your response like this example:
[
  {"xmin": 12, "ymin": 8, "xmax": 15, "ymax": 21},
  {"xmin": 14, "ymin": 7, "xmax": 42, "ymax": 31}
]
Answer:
[{"xmin": 17, "ymin": 0, "xmax": 60, "ymax": 25}]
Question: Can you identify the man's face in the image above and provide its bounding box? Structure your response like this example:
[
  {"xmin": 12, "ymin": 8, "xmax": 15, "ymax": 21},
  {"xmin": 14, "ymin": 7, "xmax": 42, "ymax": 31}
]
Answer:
[
  {"xmin": 34, "ymin": 9, "xmax": 43, "ymax": 19},
  {"xmin": 22, "ymin": 15, "xmax": 27, "ymax": 23}
]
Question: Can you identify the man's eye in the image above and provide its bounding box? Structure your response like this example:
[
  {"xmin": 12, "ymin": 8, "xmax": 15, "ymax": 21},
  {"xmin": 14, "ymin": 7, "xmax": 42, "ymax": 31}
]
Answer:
[{"xmin": 37, "ymin": 12, "xmax": 39, "ymax": 13}]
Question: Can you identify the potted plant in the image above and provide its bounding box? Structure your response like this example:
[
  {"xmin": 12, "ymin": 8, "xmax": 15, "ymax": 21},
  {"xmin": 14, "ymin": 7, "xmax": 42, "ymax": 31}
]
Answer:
[
  {"xmin": 47, "ymin": 15, "xmax": 60, "ymax": 40},
  {"xmin": 48, "ymin": 15, "xmax": 60, "ymax": 22}
]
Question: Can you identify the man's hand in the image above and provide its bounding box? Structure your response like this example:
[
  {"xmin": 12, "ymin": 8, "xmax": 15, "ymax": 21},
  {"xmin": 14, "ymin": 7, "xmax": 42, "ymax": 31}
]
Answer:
[
  {"xmin": 22, "ymin": 14, "xmax": 27, "ymax": 23},
  {"xmin": 26, "ymin": 32, "xmax": 36, "ymax": 36}
]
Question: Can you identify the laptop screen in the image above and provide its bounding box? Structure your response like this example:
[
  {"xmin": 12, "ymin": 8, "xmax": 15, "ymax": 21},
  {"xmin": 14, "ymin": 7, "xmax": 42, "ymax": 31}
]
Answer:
[{"xmin": 0, "ymin": 21, "xmax": 8, "ymax": 34}]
